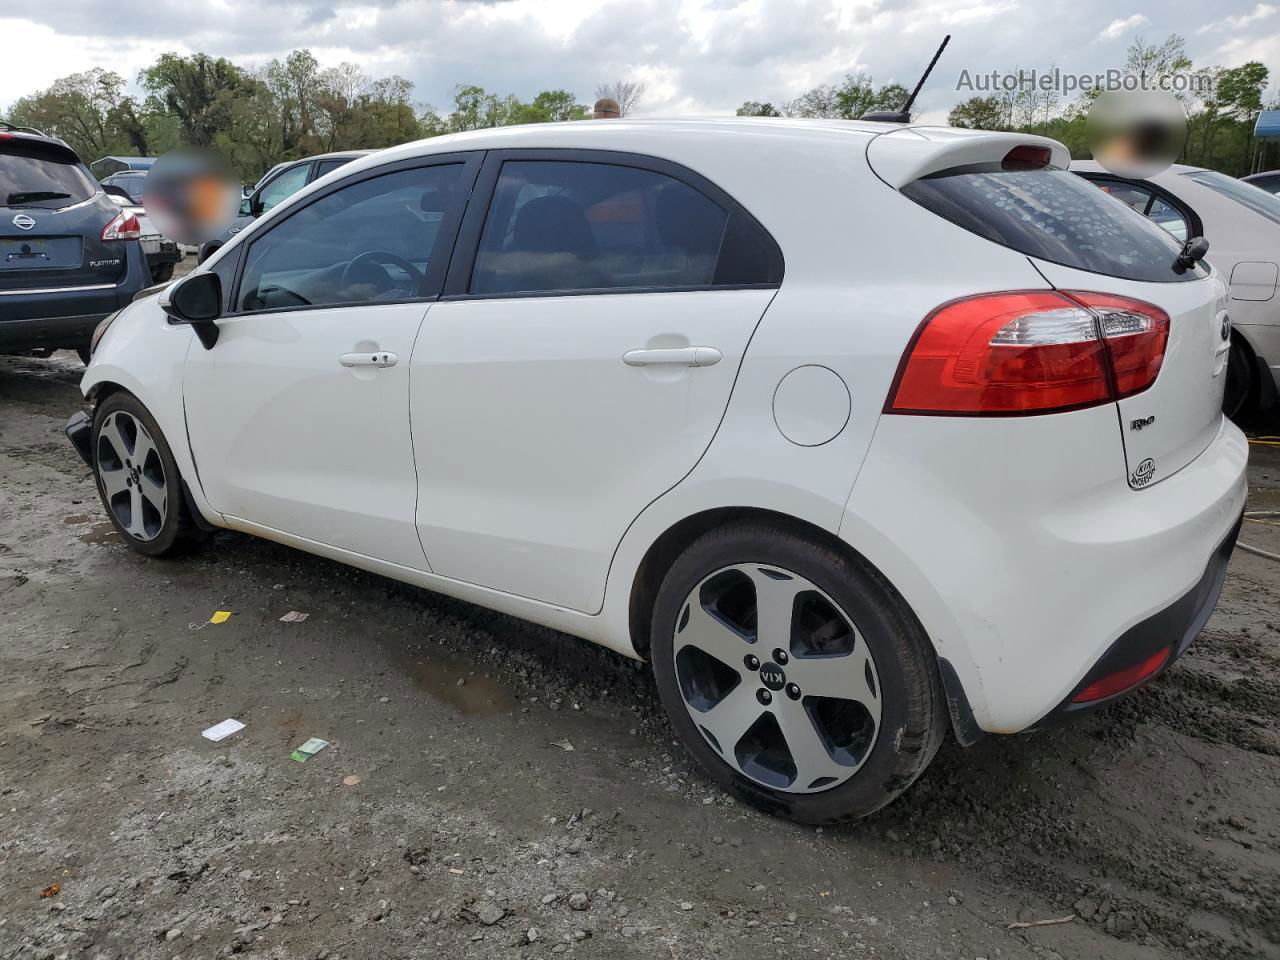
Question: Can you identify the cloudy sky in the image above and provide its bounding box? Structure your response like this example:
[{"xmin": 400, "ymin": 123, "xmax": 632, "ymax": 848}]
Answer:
[{"xmin": 2, "ymin": 0, "xmax": 1277, "ymax": 121}]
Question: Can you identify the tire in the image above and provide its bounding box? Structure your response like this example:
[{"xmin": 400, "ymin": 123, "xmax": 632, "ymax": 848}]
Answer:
[
  {"xmin": 197, "ymin": 244, "xmax": 219, "ymax": 265},
  {"xmin": 1222, "ymin": 334, "xmax": 1256, "ymax": 422},
  {"xmin": 650, "ymin": 519, "xmax": 947, "ymax": 824},
  {"xmin": 76, "ymin": 347, "xmax": 91, "ymax": 365},
  {"xmin": 152, "ymin": 262, "xmax": 174, "ymax": 283},
  {"xmin": 91, "ymin": 392, "xmax": 202, "ymax": 557}
]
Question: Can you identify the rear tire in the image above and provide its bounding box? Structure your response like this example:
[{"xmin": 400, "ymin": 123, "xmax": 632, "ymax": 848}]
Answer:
[
  {"xmin": 91, "ymin": 392, "xmax": 201, "ymax": 557},
  {"xmin": 151, "ymin": 262, "xmax": 174, "ymax": 283},
  {"xmin": 650, "ymin": 519, "xmax": 947, "ymax": 824}
]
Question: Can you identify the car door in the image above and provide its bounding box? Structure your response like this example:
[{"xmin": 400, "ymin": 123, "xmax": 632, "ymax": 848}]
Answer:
[
  {"xmin": 410, "ymin": 150, "xmax": 784, "ymax": 613},
  {"xmin": 184, "ymin": 154, "xmax": 481, "ymax": 567}
]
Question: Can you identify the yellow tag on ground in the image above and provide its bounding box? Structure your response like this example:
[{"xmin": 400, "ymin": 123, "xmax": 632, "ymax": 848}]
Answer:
[{"xmin": 210, "ymin": 611, "xmax": 232, "ymax": 624}]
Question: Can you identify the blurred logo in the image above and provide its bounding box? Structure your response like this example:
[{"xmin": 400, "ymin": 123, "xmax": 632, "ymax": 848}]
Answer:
[
  {"xmin": 12, "ymin": 214, "xmax": 35, "ymax": 230},
  {"xmin": 143, "ymin": 148, "xmax": 239, "ymax": 246},
  {"xmin": 1087, "ymin": 90, "xmax": 1187, "ymax": 179}
]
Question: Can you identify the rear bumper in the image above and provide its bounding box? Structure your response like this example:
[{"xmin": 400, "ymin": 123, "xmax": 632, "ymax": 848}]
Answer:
[
  {"xmin": 1034, "ymin": 511, "xmax": 1242, "ymax": 725},
  {"xmin": 841, "ymin": 408, "xmax": 1249, "ymax": 733},
  {"xmin": 0, "ymin": 241, "xmax": 148, "ymax": 351}
]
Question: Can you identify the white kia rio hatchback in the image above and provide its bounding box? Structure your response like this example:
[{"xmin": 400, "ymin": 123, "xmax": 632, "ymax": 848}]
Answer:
[{"xmin": 68, "ymin": 119, "xmax": 1248, "ymax": 823}]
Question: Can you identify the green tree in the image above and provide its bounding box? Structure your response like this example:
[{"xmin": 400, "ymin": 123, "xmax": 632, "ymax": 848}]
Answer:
[
  {"xmin": 141, "ymin": 53, "xmax": 253, "ymax": 148},
  {"xmin": 736, "ymin": 101, "xmax": 781, "ymax": 117},
  {"xmin": 948, "ymin": 96, "xmax": 1010, "ymax": 130},
  {"xmin": 785, "ymin": 74, "xmax": 909, "ymax": 119},
  {"xmin": 6, "ymin": 69, "xmax": 143, "ymax": 161}
]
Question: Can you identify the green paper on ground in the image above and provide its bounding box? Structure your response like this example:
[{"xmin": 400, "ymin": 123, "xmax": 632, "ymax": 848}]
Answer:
[{"xmin": 291, "ymin": 737, "xmax": 329, "ymax": 763}]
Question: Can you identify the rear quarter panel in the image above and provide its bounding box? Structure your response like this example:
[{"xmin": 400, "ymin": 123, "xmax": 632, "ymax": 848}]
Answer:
[{"xmin": 600, "ymin": 129, "xmax": 1064, "ymax": 656}]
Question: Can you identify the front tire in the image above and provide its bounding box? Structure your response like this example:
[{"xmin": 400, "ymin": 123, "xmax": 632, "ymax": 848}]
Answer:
[
  {"xmin": 650, "ymin": 520, "xmax": 946, "ymax": 824},
  {"xmin": 91, "ymin": 392, "xmax": 200, "ymax": 557}
]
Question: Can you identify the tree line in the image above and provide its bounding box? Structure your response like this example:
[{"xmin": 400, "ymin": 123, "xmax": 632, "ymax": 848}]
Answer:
[
  {"xmin": 3, "ymin": 50, "xmax": 646, "ymax": 183},
  {"xmin": 5, "ymin": 37, "xmax": 1274, "ymax": 184},
  {"xmin": 736, "ymin": 35, "xmax": 1273, "ymax": 176},
  {"xmin": 942, "ymin": 36, "xmax": 1272, "ymax": 176}
]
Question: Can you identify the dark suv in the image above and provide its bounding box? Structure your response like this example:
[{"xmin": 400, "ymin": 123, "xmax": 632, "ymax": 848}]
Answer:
[
  {"xmin": 0, "ymin": 123, "xmax": 150, "ymax": 361},
  {"xmin": 197, "ymin": 150, "xmax": 371, "ymax": 263}
]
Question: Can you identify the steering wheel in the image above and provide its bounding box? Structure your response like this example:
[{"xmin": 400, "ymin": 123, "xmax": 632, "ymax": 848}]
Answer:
[{"xmin": 340, "ymin": 251, "xmax": 423, "ymax": 295}]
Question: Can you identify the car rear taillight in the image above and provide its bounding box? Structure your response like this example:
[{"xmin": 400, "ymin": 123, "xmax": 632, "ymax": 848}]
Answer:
[
  {"xmin": 1064, "ymin": 291, "xmax": 1169, "ymax": 399},
  {"xmin": 1071, "ymin": 646, "xmax": 1170, "ymax": 703},
  {"xmin": 101, "ymin": 211, "xmax": 141, "ymax": 241},
  {"xmin": 885, "ymin": 291, "xmax": 1170, "ymax": 416}
]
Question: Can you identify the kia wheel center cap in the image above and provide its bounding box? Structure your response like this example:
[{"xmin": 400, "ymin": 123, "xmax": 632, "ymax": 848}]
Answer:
[{"xmin": 759, "ymin": 662, "xmax": 787, "ymax": 691}]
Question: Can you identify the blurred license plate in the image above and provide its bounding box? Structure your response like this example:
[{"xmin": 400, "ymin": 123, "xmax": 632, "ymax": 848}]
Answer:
[{"xmin": 0, "ymin": 236, "xmax": 80, "ymax": 269}]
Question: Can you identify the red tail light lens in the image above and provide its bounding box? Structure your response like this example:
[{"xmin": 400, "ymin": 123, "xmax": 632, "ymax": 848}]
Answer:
[
  {"xmin": 101, "ymin": 211, "xmax": 141, "ymax": 241},
  {"xmin": 885, "ymin": 291, "xmax": 1169, "ymax": 416},
  {"xmin": 1064, "ymin": 291, "xmax": 1169, "ymax": 399},
  {"xmin": 1071, "ymin": 646, "xmax": 1170, "ymax": 703}
]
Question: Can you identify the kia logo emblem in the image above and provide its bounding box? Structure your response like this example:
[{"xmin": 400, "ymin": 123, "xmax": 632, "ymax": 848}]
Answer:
[{"xmin": 12, "ymin": 214, "xmax": 35, "ymax": 230}]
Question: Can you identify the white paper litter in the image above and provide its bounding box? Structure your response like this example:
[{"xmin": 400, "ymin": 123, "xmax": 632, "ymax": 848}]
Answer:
[
  {"xmin": 279, "ymin": 611, "xmax": 310, "ymax": 623},
  {"xmin": 202, "ymin": 718, "xmax": 245, "ymax": 742}
]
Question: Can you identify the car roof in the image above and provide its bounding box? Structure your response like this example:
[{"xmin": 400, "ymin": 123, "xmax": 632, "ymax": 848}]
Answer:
[
  {"xmin": 285, "ymin": 150, "xmax": 376, "ymax": 167},
  {"xmin": 371, "ymin": 116, "xmax": 902, "ymax": 157}
]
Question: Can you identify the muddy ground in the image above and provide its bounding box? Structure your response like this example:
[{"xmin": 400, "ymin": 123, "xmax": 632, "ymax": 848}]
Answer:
[{"xmin": 1, "ymin": 349, "xmax": 1278, "ymax": 960}]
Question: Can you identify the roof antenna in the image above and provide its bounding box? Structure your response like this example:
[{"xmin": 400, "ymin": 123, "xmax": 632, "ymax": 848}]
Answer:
[{"xmin": 862, "ymin": 34, "xmax": 951, "ymax": 124}]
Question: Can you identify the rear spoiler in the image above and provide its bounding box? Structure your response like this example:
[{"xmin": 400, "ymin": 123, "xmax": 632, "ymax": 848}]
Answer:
[
  {"xmin": 0, "ymin": 130, "xmax": 82, "ymax": 165},
  {"xmin": 866, "ymin": 127, "xmax": 1070, "ymax": 189}
]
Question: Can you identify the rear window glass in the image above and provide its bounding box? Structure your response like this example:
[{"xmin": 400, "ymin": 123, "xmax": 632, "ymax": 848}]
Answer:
[
  {"xmin": 902, "ymin": 166, "xmax": 1200, "ymax": 283},
  {"xmin": 1185, "ymin": 169, "xmax": 1280, "ymax": 227},
  {"xmin": 0, "ymin": 143, "xmax": 96, "ymax": 209},
  {"xmin": 109, "ymin": 174, "xmax": 147, "ymax": 203}
]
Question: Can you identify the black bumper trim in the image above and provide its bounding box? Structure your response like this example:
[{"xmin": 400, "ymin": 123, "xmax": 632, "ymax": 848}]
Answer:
[
  {"xmin": 1036, "ymin": 510, "xmax": 1243, "ymax": 726},
  {"xmin": 65, "ymin": 411, "xmax": 93, "ymax": 469}
]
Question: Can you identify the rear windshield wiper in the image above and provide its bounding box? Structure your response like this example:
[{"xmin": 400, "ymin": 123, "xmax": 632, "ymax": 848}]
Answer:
[{"xmin": 6, "ymin": 191, "xmax": 72, "ymax": 205}]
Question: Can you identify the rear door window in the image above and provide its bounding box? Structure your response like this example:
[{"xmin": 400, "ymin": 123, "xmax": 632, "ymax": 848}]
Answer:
[
  {"xmin": 469, "ymin": 159, "xmax": 781, "ymax": 296},
  {"xmin": 313, "ymin": 158, "xmax": 353, "ymax": 179},
  {"xmin": 902, "ymin": 166, "xmax": 1201, "ymax": 283},
  {"xmin": 0, "ymin": 142, "xmax": 96, "ymax": 209}
]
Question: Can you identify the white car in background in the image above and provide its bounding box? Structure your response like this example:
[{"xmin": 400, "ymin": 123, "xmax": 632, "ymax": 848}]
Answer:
[
  {"xmin": 1073, "ymin": 160, "xmax": 1280, "ymax": 418},
  {"xmin": 68, "ymin": 120, "xmax": 1246, "ymax": 823}
]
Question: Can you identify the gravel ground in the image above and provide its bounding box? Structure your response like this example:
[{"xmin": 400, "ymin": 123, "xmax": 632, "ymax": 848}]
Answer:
[{"xmin": 2, "ymin": 349, "xmax": 1278, "ymax": 960}]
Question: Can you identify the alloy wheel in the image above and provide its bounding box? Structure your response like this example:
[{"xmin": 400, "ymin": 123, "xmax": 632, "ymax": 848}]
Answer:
[
  {"xmin": 673, "ymin": 564, "xmax": 881, "ymax": 793},
  {"xmin": 96, "ymin": 411, "xmax": 168, "ymax": 542}
]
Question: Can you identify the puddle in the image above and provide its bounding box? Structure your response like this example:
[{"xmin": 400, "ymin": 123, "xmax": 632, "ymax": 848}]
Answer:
[
  {"xmin": 79, "ymin": 521, "xmax": 121, "ymax": 545},
  {"xmin": 412, "ymin": 660, "xmax": 514, "ymax": 716},
  {"xmin": 63, "ymin": 514, "xmax": 92, "ymax": 525}
]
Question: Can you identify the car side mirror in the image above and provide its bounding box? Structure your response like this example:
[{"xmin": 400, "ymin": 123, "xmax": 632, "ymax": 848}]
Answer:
[
  {"xmin": 248, "ymin": 193, "xmax": 264, "ymax": 217},
  {"xmin": 159, "ymin": 271, "xmax": 221, "ymax": 350},
  {"xmin": 240, "ymin": 196, "xmax": 253, "ymax": 216}
]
